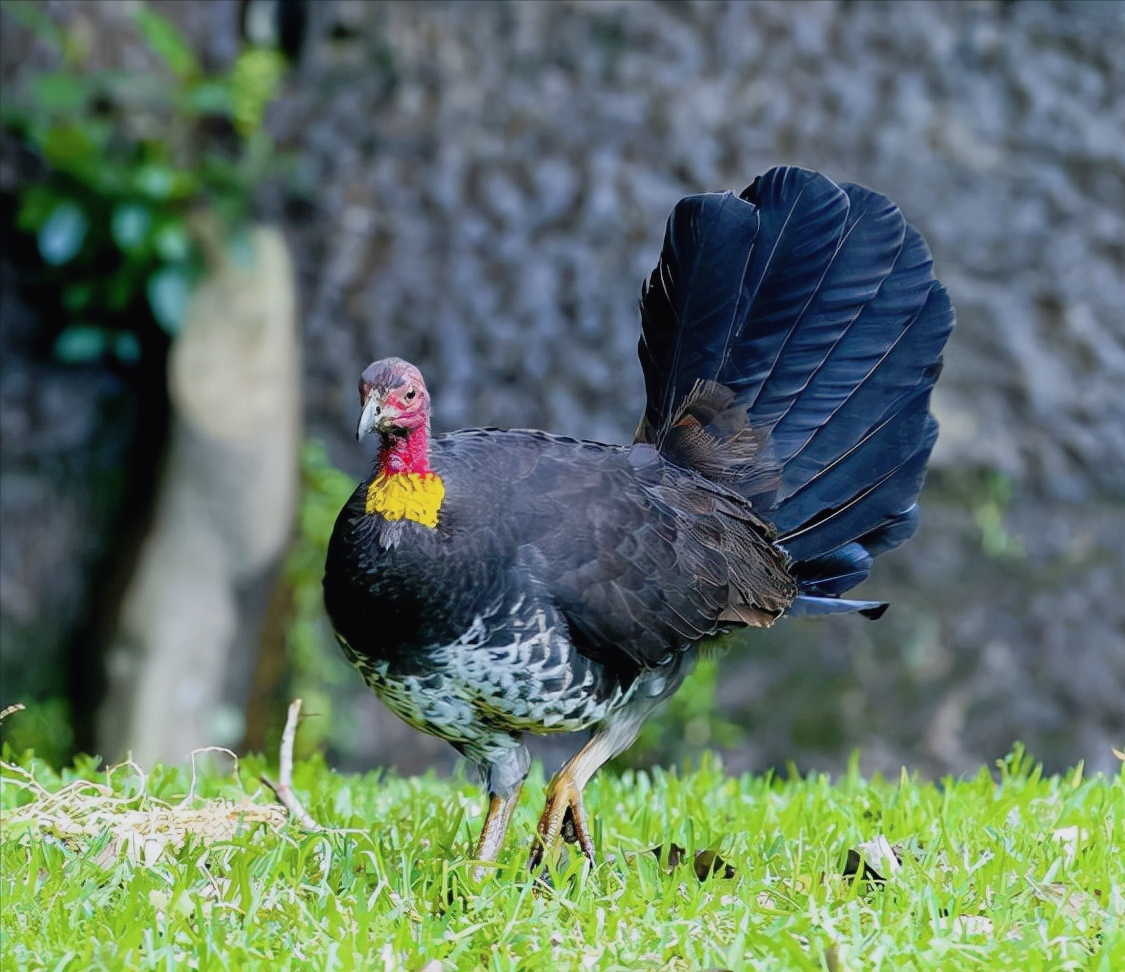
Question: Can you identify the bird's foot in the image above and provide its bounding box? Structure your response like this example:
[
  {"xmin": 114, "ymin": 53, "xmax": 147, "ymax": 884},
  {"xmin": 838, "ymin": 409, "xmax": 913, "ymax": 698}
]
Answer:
[{"xmin": 528, "ymin": 773, "xmax": 595, "ymax": 873}]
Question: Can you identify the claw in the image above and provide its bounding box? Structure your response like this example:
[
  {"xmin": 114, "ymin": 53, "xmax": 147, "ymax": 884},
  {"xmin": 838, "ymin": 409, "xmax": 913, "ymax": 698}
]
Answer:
[
  {"xmin": 527, "ymin": 727, "xmax": 637, "ymax": 874},
  {"xmin": 528, "ymin": 772, "xmax": 596, "ymax": 872}
]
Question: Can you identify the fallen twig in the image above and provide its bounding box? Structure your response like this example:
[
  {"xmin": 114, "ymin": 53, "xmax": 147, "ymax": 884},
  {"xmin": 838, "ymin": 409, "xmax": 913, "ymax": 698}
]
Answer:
[
  {"xmin": 260, "ymin": 699, "xmax": 323, "ymax": 832},
  {"xmin": 0, "ymin": 702, "xmax": 27, "ymax": 723}
]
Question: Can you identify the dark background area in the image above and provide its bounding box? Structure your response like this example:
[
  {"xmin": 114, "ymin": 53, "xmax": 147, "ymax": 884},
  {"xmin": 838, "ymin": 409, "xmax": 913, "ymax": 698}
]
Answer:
[{"xmin": 2, "ymin": 0, "xmax": 1122, "ymax": 779}]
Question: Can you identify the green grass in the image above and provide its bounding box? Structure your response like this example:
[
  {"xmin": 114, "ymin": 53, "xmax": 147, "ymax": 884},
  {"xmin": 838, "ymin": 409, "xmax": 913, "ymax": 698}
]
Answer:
[{"xmin": 2, "ymin": 747, "xmax": 1122, "ymax": 971}]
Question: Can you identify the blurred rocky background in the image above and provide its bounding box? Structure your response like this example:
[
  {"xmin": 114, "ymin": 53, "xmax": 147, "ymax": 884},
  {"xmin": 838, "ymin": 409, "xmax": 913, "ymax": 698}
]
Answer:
[{"xmin": 1, "ymin": 0, "xmax": 1122, "ymax": 779}]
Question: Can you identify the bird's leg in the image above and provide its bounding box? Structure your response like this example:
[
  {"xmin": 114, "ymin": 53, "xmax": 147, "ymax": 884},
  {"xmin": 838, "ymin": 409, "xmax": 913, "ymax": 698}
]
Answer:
[
  {"xmin": 471, "ymin": 782, "xmax": 523, "ymax": 880},
  {"xmin": 529, "ymin": 768, "xmax": 595, "ymax": 872},
  {"xmin": 529, "ymin": 730, "xmax": 622, "ymax": 872}
]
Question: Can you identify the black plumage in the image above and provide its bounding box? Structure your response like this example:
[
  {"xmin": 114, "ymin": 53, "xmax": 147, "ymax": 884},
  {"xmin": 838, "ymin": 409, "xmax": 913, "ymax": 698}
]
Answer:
[{"xmin": 323, "ymin": 166, "xmax": 954, "ymax": 871}]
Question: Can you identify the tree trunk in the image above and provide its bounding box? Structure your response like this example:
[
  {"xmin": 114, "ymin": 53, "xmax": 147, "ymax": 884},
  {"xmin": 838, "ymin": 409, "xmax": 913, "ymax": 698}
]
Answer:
[{"xmin": 98, "ymin": 228, "xmax": 300, "ymax": 767}]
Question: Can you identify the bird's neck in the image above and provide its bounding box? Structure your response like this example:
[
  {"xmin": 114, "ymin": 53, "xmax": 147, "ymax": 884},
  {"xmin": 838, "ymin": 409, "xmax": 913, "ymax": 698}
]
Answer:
[
  {"xmin": 377, "ymin": 424, "xmax": 432, "ymax": 477},
  {"xmin": 368, "ymin": 424, "xmax": 445, "ymax": 529}
]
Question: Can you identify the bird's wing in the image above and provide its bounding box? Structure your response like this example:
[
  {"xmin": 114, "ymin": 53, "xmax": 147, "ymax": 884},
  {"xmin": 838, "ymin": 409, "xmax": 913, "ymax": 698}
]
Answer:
[{"xmin": 443, "ymin": 432, "xmax": 795, "ymax": 676}]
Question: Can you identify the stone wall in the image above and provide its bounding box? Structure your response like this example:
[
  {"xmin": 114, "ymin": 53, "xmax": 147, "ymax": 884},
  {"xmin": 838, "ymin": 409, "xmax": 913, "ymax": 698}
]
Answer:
[
  {"xmin": 3, "ymin": 0, "xmax": 1122, "ymax": 775},
  {"xmin": 264, "ymin": 0, "xmax": 1125, "ymax": 777}
]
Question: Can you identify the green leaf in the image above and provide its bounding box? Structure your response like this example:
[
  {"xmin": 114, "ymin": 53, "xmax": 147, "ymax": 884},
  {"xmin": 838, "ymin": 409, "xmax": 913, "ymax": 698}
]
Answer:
[
  {"xmin": 231, "ymin": 47, "xmax": 286, "ymax": 135},
  {"xmin": 42, "ymin": 123, "xmax": 98, "ymax": 175},
  {"xmin": 0, "ymin": 97, "xmax": 29, "ymax": 131},
  {"xmin": 28, "ymin": 71, "xmax": 88, "ymax": 112},
  {"xmin": 133, "ymin": 164, "xmax": 177, "ymax": 200},
  {"xmin": 38, "ymin": 200, "xmax": 88, "ymax": 265},
  {"xmin": 183, "ymin": 80, "xmax": 235, "ymax": 116},
  {"xmin": 133, "ymin": 8, "xmax": 199, "ymax": 79},
  {"xmin": 53, "ymin": 326, "xmax": 106, "ymax": 363},
  {"xmin": 17, "ymin": 184, "xmax": 62, "ymax": 233},
  {"xmin": 153, "ymin": 221, "xmax": 192, "ymax": 262},
  {"xmin": 62, "ymin": 282, "xmax": 94, "ymax": 311},
  {"xmin": 0, "ymin": 816, "xmax": 35, "ymax": 841},
  {"xmin": 146, "ymin": 265, "xmax": 193, "ymax": 335},
  {"xmin": 110, "ymin": 202, "xmax": 153, "ymax": 253},
  {"xmin": 112, "ymin": 331, "xmax": 142, "ymax": 364},
  {"xmin": 106, "ymin": 266, "xmax": 139, "ymax": 312}
]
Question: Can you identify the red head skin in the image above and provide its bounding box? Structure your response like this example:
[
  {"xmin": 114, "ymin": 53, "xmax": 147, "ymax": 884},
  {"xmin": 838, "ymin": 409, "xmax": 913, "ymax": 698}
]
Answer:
[{"xmin": 357, "ymin": 358, "xmax": 434, "ymax": 476}]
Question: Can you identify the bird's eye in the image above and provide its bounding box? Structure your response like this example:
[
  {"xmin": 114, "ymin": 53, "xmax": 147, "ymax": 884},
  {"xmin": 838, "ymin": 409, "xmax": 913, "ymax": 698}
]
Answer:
[{"xmin": 405, "ymin": 387, "xmax": 416, "ymax": 401}]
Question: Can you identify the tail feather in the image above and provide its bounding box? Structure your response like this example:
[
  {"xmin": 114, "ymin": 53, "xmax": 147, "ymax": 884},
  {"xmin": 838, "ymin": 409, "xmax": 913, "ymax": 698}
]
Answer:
[
  {"xmin": 787, "ymin": 595, "xmax": 888, "ymax": 620},
  {"xmin": 859, "ymin": 504, "xmax": 920, "ymax": 557},
  {"xmin": 637, "ymin": 169, "xmax": 852, "ymax": 440},
  {"xmin": 637, "ymin": 166, "xmax": 954, "ymax": 617},
  {"xmin": 726, "ymin": 175, "xmax": 907, "ymax": 422},
  {"xmin": 770, "ymin": 393, "xmax": 935, "ymax": 536},
  {"xmin": 712, "ymin": 169, "xmax": 854, "ymax": 401},
  {"xmin": 790, "ymin": 542, "xmax": 873, "ymax": 597},
  {"xmin": 636, "ymin": 192, "xmax": 758, "ymax": 440},
  {"xmin": 766, "ymin": 240, "xmax": 951, "ymax": 506},
  {"xmin": 778, "ymin": 419, "xmax": 936, "ymax": 563}
]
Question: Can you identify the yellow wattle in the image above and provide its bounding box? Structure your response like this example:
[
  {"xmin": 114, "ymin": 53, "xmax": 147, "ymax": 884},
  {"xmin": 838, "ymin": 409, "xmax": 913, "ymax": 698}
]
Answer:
[{"xmin": 365, "ymin": 470, "xmax": 446, "ymax": 528}]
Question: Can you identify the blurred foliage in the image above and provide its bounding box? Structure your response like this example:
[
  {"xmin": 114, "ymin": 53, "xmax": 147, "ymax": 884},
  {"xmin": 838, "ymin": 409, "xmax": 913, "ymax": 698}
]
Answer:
[
  {"xmin": 283, "ymin": 442, "xmax": 743, "ymax": 771},
  {"xmin": 969, "ymin": 469, "xmax": 1025, "ymax": 560},
  {"xmin": 931, "ymin": 466, "xmax": 1026, "ymax": 561},
  {"xmin": 282, "ymin": 441, "xmax": 362, "ymax": 760},
  {"xmin": 0, "ymin": 700, "xmax": 73, "ymax": 769},
  {"xmin": 0, "ymin": 0, "xmax": 287, "ymax": 362},
  {"xmin": 612, "ymin": 650, "xmax": 745, "ymax": 772}
]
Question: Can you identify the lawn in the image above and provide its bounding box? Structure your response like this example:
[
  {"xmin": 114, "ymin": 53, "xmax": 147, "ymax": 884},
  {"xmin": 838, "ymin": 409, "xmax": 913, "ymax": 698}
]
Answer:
[{"xmin": 1, "ymin": 743, "xmax": 1121, "ymax": 971}]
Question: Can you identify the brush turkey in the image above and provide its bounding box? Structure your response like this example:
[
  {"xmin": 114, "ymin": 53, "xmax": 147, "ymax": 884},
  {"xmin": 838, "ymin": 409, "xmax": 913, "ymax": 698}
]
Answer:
[{"xmin": 323, "ymin": 166, "xmax": 955, "ymax": 871}]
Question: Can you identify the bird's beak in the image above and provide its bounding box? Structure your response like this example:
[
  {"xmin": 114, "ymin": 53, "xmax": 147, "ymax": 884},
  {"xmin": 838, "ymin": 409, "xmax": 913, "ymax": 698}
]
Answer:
[{"xmin": 357, "ymin": 394, "xmax": 401, "ymax": 440}]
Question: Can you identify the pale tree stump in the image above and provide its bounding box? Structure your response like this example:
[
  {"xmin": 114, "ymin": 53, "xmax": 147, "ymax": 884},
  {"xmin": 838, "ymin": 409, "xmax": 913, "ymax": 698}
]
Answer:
[{"xmin": 99, "ymin": 228, "xmax": 300, "ymax": 766}]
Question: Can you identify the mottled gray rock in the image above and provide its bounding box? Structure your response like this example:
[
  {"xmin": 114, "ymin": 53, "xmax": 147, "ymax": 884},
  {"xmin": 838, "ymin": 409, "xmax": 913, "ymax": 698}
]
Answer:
[
  {"xmin": 260, "ymin": 0, "xmax": 1123, "ymax": 777},
  {"xmin": 3, "ymin": 0, "xmax": 1122, "ymax": 777},
  {"xmin": 0, "ymin": 250, "xmax": 146, "ymax": 753}
]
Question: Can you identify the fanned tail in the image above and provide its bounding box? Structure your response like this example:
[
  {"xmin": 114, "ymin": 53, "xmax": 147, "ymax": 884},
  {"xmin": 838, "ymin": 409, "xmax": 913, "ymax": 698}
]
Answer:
[{"xmin": 637, "ymin": 167, "xmax": 954, "ymax": 618}]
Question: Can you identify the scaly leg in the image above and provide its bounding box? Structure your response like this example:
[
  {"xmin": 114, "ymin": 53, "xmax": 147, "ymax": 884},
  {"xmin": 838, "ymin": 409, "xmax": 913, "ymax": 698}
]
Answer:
[
  {"xmin": 472, "ymin": 782, "xmax": 523, "ymax": 880},
  {"xmin": 528, "ymin": 729, "xmax": 630, "ymax": 872},
  {"xmin": 529, "ymin": 767, "xmax": 596, "ymax": 872}
]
